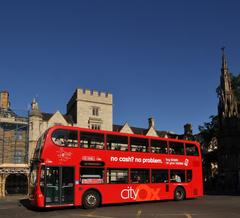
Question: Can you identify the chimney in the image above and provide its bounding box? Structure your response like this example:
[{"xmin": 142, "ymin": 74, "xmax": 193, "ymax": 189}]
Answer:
[
  {"xmin": 184, "ymin": 123, "xmax": 193, "ymax": 135},
  {"xmin": 0, "ymin": 91, "xmax": 10, "ymax": 109},
  {"xmin": 148, "ymin": 117, "xmax": 155, "ymax": 129}
]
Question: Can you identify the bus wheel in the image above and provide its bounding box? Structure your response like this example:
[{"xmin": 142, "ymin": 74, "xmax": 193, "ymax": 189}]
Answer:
[
  {"xmin": 174, "ymin": 187, "xmax": 185, "ymax": 201},
  {"xmin": 82, "ymin": 190, "xmax": 100, "ymax": 209}
]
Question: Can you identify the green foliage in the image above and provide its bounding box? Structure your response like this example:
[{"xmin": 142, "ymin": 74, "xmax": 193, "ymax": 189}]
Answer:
[
  {"xmin": 216, "ymin": 73, "xmax": 240, "ymax": 101},
  {"xmin": 199, "ymin": 115, "xmax": 219, "ymax": 146},
  {"xmin": 231, "ymin": 74, "xmax": 240, "ymax": 102}
]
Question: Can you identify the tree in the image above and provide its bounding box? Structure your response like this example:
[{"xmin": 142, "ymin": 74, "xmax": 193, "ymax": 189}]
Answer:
[
  {"xmin": 231, "ymin": 74, "xmax": 240, "ymax": 102},
  {"xmin": 198, "ymin": 115, "xmax": 219, "ymax": 152},
  {"xmin": 198, "ymin": 115, "xmax": 219, "ymax": 191},
  {"xmin": 216, "ymin": 73, "xmax": 240, "ymax": 101}
]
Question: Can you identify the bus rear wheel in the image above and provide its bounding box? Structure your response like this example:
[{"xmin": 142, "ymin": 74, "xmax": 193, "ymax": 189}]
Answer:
[
  {"xmin": 82, "ymin": 190, "xmax": 100, "ymax": 209},
  {"xmin": 174, "ymin": 187, "xmax": 185, "ymax": 201}
]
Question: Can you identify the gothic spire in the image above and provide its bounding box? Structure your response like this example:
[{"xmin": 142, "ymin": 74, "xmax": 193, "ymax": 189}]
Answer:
[
  {"xmin": 221, "ymin": 46, "xmax": 228, "ymax": 71},
  {"xmin": 218, "ymin": 48, "xmax": 239, "ymax": 121},
  {"xmin": 220, "ymin": 47, "xmax": 232, "ymax": 93}
]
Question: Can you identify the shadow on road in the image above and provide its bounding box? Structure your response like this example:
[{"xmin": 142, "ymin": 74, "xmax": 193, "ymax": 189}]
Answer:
[
  {"xmin": 19, "ymin": 199, "xmax": 39, "ymax": 211},
  {"xmin": 19, "ymin": 199, "xmax": 77, "ymax": 212},
  {"xmin": 204, "ymin": 190, "xmax": 240, "ymax": 196}
]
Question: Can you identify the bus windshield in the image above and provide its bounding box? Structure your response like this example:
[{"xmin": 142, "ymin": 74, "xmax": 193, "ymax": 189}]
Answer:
[
  {"xmin": 33, "ymin": 131, "xmax": 47, "ymax": 160},
  {"xmin": 29, "ymin": 162, "xmax": 38, "ymax": 200}
]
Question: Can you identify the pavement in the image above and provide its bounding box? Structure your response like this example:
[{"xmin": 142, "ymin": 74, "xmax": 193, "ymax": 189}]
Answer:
[{"xmin": 0, "ymin": 195, "xmax": 240, "ymax": 218}]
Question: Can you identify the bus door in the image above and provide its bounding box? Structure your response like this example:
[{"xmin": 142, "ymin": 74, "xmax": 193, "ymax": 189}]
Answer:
[
  {"xmin": 61, "ymin": 167, "xmax": 75, "ymax": 204},
  {"xmin": 45, "ymin": 166, "xmax": 75, "ymax": 206}
]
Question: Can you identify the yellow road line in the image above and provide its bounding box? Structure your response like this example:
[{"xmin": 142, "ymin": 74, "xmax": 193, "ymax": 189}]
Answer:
[
  {"xmin": 184, "ymin": 213, "xmax": 192, "ymax": 218},
  {"xmin": 137, "ymin": 209, "xmax": 142, "ymax": 217},
  {"xmin": 72, "ymin": 214, "xmax": 115, "ymax": 218},
  {"xmin": 88, "ymin": 210, "xmax": 96, "ymax": 216}
]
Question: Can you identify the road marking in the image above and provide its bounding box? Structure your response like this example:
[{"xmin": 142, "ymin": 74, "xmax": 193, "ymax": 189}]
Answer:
[
  {"xmin": 88, "ymin": 210, "xmax": 96, "ymax": 216},
  {"xmin": 165, "ymin": 215, "xmax": 181, "ymax": 216},
  {"xmin": 184, "ymin": 214, "xmax": 192, "ymax": 218},
  {"xmin": 150, "ymin": 214, "xmax": 195, "ymax": 217},
  {"xmin": 136, "ymin": 209, "xmax": 142, "ymax": 217},
  {"xmin": 71, "ymin": 214, "xmax": 115, "ymax": 218},
  {"xmin": 0, "ymin": 206, "xmax": 16, "ymax": 210}
]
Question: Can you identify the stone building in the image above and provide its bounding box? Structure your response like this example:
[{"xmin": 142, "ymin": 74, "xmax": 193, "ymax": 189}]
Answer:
[
  {"xmin": 0, "ymin": 91, "xmax": 29, "ymax": 197},
  {"xmin": 217, "ymin": 48, "xmax": 240, "ymax": 192}
]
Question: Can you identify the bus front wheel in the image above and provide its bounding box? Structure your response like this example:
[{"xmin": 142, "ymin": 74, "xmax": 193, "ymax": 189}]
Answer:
[
  {"xmin": 174, "ymin": 187, "xmax": 185, "ymax": 201},
  {"xmin": 82, "ymin": 190, "xmax": 100, "ymax": 209}
]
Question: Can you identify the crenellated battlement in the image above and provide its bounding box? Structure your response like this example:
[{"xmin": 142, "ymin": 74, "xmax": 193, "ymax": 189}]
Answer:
[
  {"xmin": 76, "ymin": 88, "xmax": 113, "ymax": 104},
  {"xmin": 78, "ymin": 88, "xmax": 112, "ymax": 98},
  {"xmin": 67, "ymin": 88, "xmax": 113, "ymax": 116}
]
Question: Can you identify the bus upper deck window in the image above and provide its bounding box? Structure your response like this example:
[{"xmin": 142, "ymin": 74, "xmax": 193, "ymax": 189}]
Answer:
[
  {"xmin": 186, "ymin": 144, "xmax": 199, "ymax": 156},
  {"xmin": 52, "ymin": 129, "xmax": 78, "ymax": 147},
  {"xmin": 130, "ymin": 137, "xmax": 148, "ymax": 152},
  {"xmin": 107, "ymin": 135, "xmax": 128, "ymax": 151},
  {"xmin": 80, "ymin": 132, "xmax": 104, "ymax": 149},
  {"xmin": 151, "ymin": 140, "xmax": 167, "ymax": 154},
  {"xmin": 169, "ymin": 142, "xmax": 184, "ymax": 155}
]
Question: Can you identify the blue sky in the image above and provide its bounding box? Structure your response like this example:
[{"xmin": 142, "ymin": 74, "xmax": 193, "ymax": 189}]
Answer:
[{"xmin": 1, "ymin": 0, "xmax": 240, "ymax": 134}]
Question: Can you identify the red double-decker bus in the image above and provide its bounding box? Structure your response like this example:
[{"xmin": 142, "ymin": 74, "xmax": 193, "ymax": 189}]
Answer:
[{"xmin": 29, "ymin": 125, "xmax": 203, "ymax": 209}]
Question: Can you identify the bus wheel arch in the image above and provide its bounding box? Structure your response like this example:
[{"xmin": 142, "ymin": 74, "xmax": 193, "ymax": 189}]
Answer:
[
  {"xmin": 82, "ymin": 189, "xmax": 102, "ymax": 209},
  {"xmin": 174, "ymin": 186, "xmax": 186, "ymax": 201}
]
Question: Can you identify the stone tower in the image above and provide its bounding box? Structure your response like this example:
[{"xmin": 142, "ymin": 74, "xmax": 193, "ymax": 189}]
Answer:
[
  {"xmin": 218, "ymin": 47, "xmax": 239, "ymax": 131},
  {"xmin": 28, "ymin": 98, "xmax": 43, "ymax": 161},
  {"xmin": 67, "ymin": 89, "xmax": 113, "ymax": 131}
]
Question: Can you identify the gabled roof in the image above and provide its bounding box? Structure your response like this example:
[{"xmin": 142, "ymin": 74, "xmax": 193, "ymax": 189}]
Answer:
[
  {"xmin": 41, "ymin": 112, "xmax": 74, "ymax": 124},
  {"xmin": 119, "ymin": 122, "xmax": 133, "ymax": 134},
  {"xmin": 113, "ymin": 124, "xmax": 173, "ymax": 138},
  {"xmin": 146, "ymin": 126, "xmax": 158, "ymax": 137}
]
